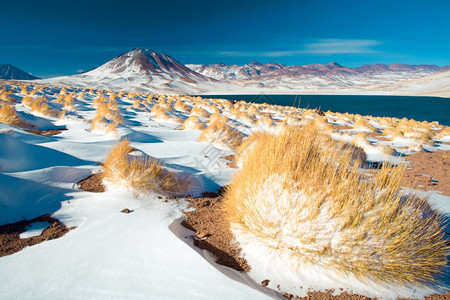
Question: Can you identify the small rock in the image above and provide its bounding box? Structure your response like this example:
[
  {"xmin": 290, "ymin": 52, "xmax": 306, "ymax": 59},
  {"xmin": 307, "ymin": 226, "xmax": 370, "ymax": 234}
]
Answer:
[
  {"xmin": 121, "ymin": 208, "xmax": 131, "ymax": 214},
  {"xmin": 277, "ymin": 284, "xmax": 281, "ymax": 290},
  {"xmin": 261, "ymin": 279, "xmax": 270, "ymax": 287},
  {"xmin": 197, "ymin": 232, "xmax": 209, "ymax": 239},
  {"xmin": 282, "ymin": 292, "xmax": 293, "ymax": 299}
]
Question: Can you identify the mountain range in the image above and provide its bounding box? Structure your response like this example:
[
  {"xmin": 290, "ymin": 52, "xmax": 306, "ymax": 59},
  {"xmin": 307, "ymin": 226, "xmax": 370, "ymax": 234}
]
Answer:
[
  {"xmin": 187, "ymin": 61, "xmax": 448, "ymax": 81},
  {"xmin": 187, "ymin": 62, "xmax": 450, "ymax": 93},
  {"xmin": 2, "ymin": 48, "xmax": 449, "ymax": 96}
]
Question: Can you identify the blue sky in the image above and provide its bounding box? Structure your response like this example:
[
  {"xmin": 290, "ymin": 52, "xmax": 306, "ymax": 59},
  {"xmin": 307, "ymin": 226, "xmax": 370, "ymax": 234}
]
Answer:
[{"xmin": 1, "ymin": 0, "xmax": 449, "ymax": 78}]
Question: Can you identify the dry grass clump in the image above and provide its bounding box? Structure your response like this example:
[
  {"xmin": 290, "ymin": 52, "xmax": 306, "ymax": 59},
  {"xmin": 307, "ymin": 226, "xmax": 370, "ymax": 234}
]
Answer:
[
  {"xmin": 255, "ymin": 115, "xmax": 273, "ymax": 129},
  {"xmin": 199, "ymin": 118, "xmax": 243, "ymax": 149},
  {"xmin": 103, "ymin": 139, "xmax": 192, "ymax": 195},
  {"xmin": 0, "ymin": 104, "xmax": 29, "ymax": 127},
  {"xmin": 132, "ymin": 100, "xmax": 142, "ymax": 109},
  {"xmin": 383, "ymin": 126, "xmax": 405, "ymax": 140},
  {"xmin": 247, "ymin": 105, "xmax": 259, "ymax": 117},
  {"xmin": 435, "ymin": 126, "xmax": 450, "ymax": 140},
  {"xmin": 93, "ymin": 95, "xmax": 107, "ymax": 108},
  {"xmin": 208, "ymin": 111, "xmax": 224, "ymax": 124},
  {"xmin": 353, "ymin": 117, "xmax": 376, "ymax": 132},
  {"xmin": 223, "ymin": 124, "xmax": 448, "ymax": 288},
  {"xmin": 190, "ymin": 104, "xmax": 210, "ymax": 118},
  {"xmin": 396, "ymin": 120, "xmax": 434, "ymax": 142},
  {"xmin": 311, "ymin": 116, "xmax": 334, "ymax": 135},
  {"xmin": 174, "ymin": 99, "xmax": 190, "ymax": 112},
  {"xmin": 30, "ymin": 96, "xmax": 59, "ymax": 117},
  {"xmin": 237, "ymin": 111, "xmax": 255, "ymax": 125},
  {"xmin": 91, "ymin": 115, "xmax": 117, "ymax": 133},
  {"xmin": 21, "ymin": 96, "xmax": 34, "ymax": 107},
  {"xmin": 0, "ymin": 89, "xmax": 15, "ymax": 102},
  {"xmin": 91, "ymin": 102, "xmax": 123, "ymax": 133},
  {"xmin": 183, "ymin": 115, "xmax": 205, "ymax": 130},
  {"xmin": 96, "ymin": 102, "xmax": 123, "ymax": 124},
  {"xmin": 154, "ymin": 107, "xmax": 182, "ymax": 123}
]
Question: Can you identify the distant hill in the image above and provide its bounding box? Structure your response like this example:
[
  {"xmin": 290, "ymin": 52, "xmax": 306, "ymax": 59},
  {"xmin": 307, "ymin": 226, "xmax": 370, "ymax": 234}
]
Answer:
[
  {"xmin": 378, "ymin": 69, "xmax": 450, "ymax": 97},
  {"xmin": 0, "ymin": 64, "xmax": 39, "ymax": 80}
]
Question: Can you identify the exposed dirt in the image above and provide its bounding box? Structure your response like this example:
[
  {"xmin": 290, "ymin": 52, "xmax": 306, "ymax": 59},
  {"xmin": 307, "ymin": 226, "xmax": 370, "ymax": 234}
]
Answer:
[
  {"xmin": 221, "ymin": 155, "xmax": 238, "ymax": 169},
  {"xmin": 77, "ymin": 172, "xmax": 106, "ymax": 193},
  {"xmin": 364, "ymin": 131, "xmax": 391, "ymax": 141},
  {"xmin": 182, "ymin": 189, "xmax": 250, "ymax": 272},
  {"xmin": 25, "ymin": 128, "xmax": 66, "ymax": 136},
  {"xmin": 0, "ymin": 214, "xmax": 73, "ymax": 257},
  {"xmin": 183, "ymin": 189, "xmax": 450, "ymax": 300},
  {"xmin": 402, "ymin": 150, "xmax": 450, "ymax": 196},
  {"xmin": 332, "ymin": 124, "xmax": 353, "ymax": 131}
]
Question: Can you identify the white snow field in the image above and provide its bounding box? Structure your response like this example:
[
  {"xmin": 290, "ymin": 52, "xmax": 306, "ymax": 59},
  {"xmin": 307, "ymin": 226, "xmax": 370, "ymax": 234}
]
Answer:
[{"xmin": 0, "ymin": 80, "xmax": 449, "ymax": 299}]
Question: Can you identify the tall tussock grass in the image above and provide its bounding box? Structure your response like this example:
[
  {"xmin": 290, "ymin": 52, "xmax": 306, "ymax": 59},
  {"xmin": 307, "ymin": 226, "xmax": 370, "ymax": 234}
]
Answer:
[
  {"xmin": 0, "ymin": 104, "xmax": 29, "ymax": 127},
  {"xmin": 199, "ymin": 118, "xmax": 243, "ymax": 149},
  {"xmin": 103, "ymin": 139, "xmax": 193, "ymax": 195},
  {"xmin": 223, "ymin": 124, "xmax": 448, "ymax": 289},
  {"xmin": 183, "ymin": 115, "xmax": 205, "ymax": 130}
]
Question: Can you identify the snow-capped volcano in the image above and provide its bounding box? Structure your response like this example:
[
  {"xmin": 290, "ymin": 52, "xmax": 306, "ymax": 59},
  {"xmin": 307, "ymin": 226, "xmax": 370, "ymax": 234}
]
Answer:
[
  {"xmin": 88, "ymin": 48, "xmax": 209, "ymax": 81},
  {"xmin": 40, "ymin": 48, "xmax": 228, "ymax": 94}
]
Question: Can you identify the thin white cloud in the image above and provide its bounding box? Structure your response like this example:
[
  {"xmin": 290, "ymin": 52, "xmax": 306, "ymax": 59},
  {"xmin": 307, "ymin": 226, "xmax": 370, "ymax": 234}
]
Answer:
[
  {"xmin": 217, "ymin": 39, "xmax": 383, "ymax": 57},
  {"xmin": 303, "ymin": 39, "xmax": 383, "ymax": 54}
]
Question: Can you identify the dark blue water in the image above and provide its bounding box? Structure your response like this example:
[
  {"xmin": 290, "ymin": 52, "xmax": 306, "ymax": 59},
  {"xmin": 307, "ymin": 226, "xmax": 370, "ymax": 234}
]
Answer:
[{"xmin": 200, "ymin": 95, "xmax": 450, "ymax": 126}]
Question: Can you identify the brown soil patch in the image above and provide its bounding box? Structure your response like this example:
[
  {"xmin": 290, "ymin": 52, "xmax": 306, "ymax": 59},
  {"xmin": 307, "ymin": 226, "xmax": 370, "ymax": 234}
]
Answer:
[
  {"xmin": 402, "ymin": 150, "xmax": 450, "ymax": 196},
  {"xmin": 221, "ymin": 155, "xmax": 238, "ymax": 169},
  {"xmin": 0, "ymin": 214, "xmax": 72, "ymax": 257},
  {"xmin": 182, "ymin": 189, "xmax": 250, "ymax": 272},
  {"xmin": 364, "ymin": 131, "xmax": 391, "ymax": 141},
  {"xmin": 332, "ymin": 124, "xmax": 353, "ymax": 131},
  {"xmin": 25, "ymin": 128, "xmax": 66, "ymax": 136},
  {"xmin": 78, "ymin": 172, "xmax": 105, "ymax": 193},
  {"xmin": 183, "ymin": 189, "xmax": 450, "ymax": 300}
]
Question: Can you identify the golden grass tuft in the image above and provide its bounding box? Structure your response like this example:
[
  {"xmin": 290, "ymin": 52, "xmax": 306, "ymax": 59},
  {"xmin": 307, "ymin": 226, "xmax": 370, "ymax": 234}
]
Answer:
[
  {"xmin": 91, "ymin": 102, "xmax": 123, "ymax": 133},
  {"xmin": 199, "ymin": 118, "xmax": 243, "ymax": 149},
  {"xmin": 174, "ymin": 99, "xmax": 190, "ymax": 112},
  {"xmin": 183, "ymin": 115, "xmax": 205, "ymax": 130},
  {"xmin": 0, "ymin": 104, "xmax": 29, "ymax": 127},
  {"xmin": 21, "ymin": 96, "xmax": 34, "ymax": 107},
  {"xmin": 353, "ymin": 117, "xmax": 376, "ymax": 132},
  {"xmin": 132, "ymin": 100, "xmax": 142, "ymax": 109},
  {"xmin": 154, "ymin": 107, "xmax": 182, "ymax": 123},
  {"xmin": 383, "ymin": 127, "xmax": 404, "ymax": 140},
  {"xmin": 91, "ymin": 115, "xmax": 117, "ymax": 133},
  {"xmin": 103, "ymin": 139, "xmax": 193, "ymax": 194},
  {"xmin": 223, "ymin": 124, "xmax": 448, "ymax": 287},
  {"xmin": 96, "ymin": 102, "xmax": 123, "ymax": 124},
  {"xmin": 435, "ymin": 126, "xmax": 450, "ymax": 140},
  {"xmin": 247, "ymin": 105, "xmax": 259, "ymax": 117},
  {"xmin": 190, "ymin": 104, "xmax": 210, "ymax": 118},
  {"xmin": 0, "ymin": 89, "xmax": 15, "ymax": 102},
  {"xmin": 30, "ymin": 96, "xmax": 59, "ymax": 117}
]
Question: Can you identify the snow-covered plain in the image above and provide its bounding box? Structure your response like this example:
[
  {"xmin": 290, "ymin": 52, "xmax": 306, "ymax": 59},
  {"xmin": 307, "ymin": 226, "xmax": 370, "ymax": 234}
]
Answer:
[{"xmin": 0, "ymin": 81, "xmax": 449, "ymax": 299}]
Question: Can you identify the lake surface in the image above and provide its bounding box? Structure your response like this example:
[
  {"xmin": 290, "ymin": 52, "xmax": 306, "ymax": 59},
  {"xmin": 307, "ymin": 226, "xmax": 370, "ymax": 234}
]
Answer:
[{"xmin": 200, "ymin": 95, "xmax": 450, "ymax": 125}]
